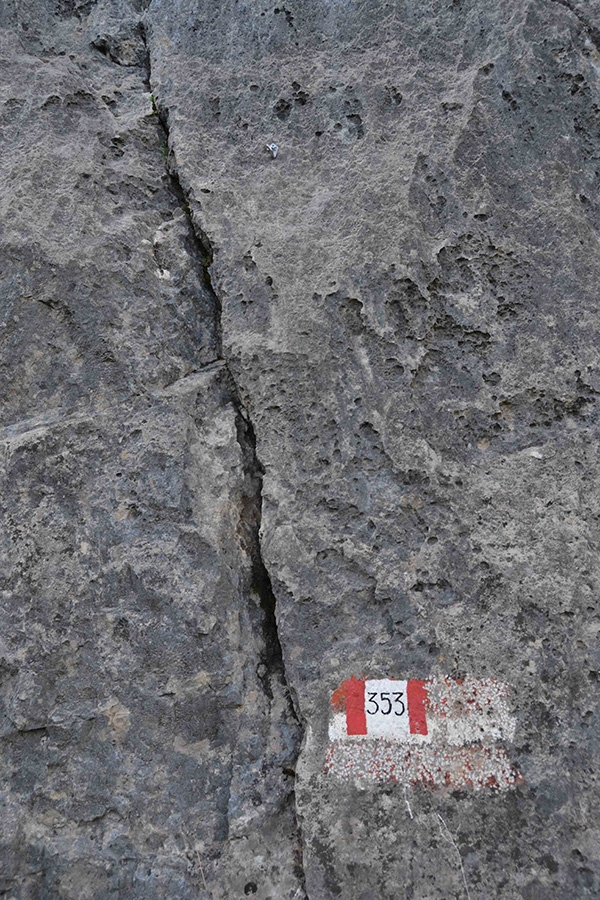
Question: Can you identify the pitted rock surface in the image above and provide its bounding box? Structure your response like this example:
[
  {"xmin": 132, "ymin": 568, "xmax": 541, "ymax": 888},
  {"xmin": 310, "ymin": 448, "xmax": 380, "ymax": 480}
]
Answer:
[{"xmin": 1, "ymin": 1, "xmax": 599, "ymax": 898}]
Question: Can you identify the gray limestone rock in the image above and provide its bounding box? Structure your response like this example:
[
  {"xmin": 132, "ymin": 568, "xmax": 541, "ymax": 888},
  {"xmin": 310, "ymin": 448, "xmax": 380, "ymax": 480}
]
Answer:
[{"xmin": 1, "ymin": 0, "xmax": 600, "ymax": 898}]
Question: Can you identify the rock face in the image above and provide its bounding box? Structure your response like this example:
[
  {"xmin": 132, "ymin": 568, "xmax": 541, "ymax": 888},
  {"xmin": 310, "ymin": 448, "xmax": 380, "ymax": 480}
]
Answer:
[{"xmin": 1, "ymin": 0, "xmax": 600, "ymax": 897}]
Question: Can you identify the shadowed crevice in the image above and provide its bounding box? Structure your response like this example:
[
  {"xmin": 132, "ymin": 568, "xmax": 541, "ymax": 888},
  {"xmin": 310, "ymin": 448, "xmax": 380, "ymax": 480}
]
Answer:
[{"xmin": 139, "ymin": 21, "xmax": 308, "ymax": 898}]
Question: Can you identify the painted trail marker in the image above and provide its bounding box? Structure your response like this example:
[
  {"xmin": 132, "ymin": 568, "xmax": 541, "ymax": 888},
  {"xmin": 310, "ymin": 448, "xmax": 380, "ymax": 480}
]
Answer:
[{"xmin": 325, "ymin": 676, "xmax": 521, "ymax": 790}]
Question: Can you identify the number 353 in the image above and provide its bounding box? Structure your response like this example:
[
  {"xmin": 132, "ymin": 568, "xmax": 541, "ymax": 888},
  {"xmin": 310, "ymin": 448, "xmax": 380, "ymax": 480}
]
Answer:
[{"xmin": 366, "ymin": 691, "xmax": 406, "ymax": 716}]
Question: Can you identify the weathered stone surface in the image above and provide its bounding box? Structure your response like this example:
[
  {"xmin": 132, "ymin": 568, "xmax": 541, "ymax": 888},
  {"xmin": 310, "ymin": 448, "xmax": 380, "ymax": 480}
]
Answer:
[
  {"xmin": 1, "ymin": 0, "xmax": 600, "ymax": 897},
  {"xmin": 0, "ymin": 8, "xmax": 302, "ymax": 897}
]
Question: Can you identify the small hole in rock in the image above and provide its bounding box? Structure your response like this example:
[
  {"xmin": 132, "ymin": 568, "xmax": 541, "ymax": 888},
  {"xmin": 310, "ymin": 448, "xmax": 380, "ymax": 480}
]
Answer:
[{"xmin": 274, "ymin": 98, "xmax": 292, "ymax": 120}]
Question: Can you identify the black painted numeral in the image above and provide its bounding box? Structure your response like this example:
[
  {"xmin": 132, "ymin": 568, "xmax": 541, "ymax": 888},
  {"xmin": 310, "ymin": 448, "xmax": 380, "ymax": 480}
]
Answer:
[
  {"xmin": 365, "ymin": 690, "xmax": 407, "ymax": 716},
  {"xmin": 380, "ymin": 692, "xmax": 392, "ymax": 715},
  {"xmin": 393, "ymin": 692, "xmax": 405, "ymax": 716},
  {"xmin": 366, "ymin": 692, "xmax": 379, "ymax": 715}
]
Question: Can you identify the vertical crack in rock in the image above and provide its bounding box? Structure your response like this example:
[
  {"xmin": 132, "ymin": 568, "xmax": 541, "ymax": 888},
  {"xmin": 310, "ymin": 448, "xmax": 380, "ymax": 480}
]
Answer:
[
  {"xmin": 139, "ymin": 24, "xmax": 308, "ymax": 897},
  {"xmin": 224, "ymin": 368, "xmax": 309, "ymax": 900},
  {"xmin": 138, "ymin": 19, "xmax": 296, "ymax": 713},
  {"xmin": 139, "ymin": 23, "xmax": 222, "ymax": 359},
  {"xmin": 230, "ymin": 394, "xmax": 290, "ymax": 699}
]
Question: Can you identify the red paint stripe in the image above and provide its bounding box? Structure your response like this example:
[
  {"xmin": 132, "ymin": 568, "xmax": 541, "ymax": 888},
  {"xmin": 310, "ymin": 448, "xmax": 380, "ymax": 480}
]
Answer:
[
  {"xmin": 407, "ymin": 680, "xmax": 428, "ymax": 735},
  {"xmin": 346, "ymin": 679, "xmax": 367, "ymax": 735}
]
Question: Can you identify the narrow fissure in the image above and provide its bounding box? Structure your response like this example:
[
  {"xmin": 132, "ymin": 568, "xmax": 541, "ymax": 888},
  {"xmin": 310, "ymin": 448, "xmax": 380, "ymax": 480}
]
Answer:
[
  {"xmin": 139, "ymin": 23, "xmax": 307, "ymax": 895},
  {"xmin": 230, "ymin": 388, "xmax": 289, "ymax": 696},
  {"xmin": 146, "ymin": 80, "xmax": 293, "ymax": 706},
  {"xmin": 139, "ymin": 23, "xmax": 223, "ymax": 358}
]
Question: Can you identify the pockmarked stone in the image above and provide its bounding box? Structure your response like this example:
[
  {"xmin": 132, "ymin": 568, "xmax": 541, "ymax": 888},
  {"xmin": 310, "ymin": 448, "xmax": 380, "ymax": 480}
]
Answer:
[{"xmin": 2, "ymin": 0, "xmax": 600, "ymax": 896}]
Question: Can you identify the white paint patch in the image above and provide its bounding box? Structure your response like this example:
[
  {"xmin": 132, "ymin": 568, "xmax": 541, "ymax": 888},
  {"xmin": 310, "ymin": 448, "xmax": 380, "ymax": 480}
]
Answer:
[
  {"xmin": 426, "ymin": 676, "xmax": 516, "ymax": 745},
  {"xmin": 325, "ymin": 675, "xmax": 520, "ymax": 791},
  {"xmin": 328, "ymin": 712, "xmax": 350, "ymax": 742},
  {"xmin": 364, "ymin": 679, "xmax": 409, "ymax": 737},
  {"xmin": 324, "ymin": 740, "xmax": 520, "ymax": 790}
]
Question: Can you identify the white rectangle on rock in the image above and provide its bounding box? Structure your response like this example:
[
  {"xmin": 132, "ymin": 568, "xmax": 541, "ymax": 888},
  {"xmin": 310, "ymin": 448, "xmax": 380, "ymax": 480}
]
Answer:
[{"xmin": 364, "ymin": 679, "xmax": 409, "ymax": 737}]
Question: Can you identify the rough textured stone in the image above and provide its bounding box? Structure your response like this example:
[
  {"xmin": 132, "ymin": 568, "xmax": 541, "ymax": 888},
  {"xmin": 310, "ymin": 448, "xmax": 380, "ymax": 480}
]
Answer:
[{"xmin": 1, "ymin": 0, "xmax": 600, "ymax": 897}]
